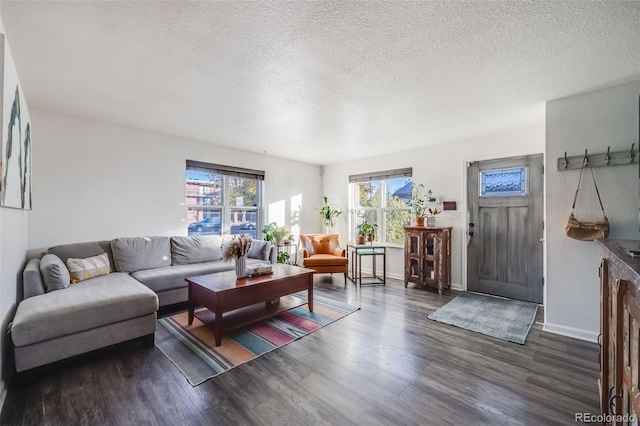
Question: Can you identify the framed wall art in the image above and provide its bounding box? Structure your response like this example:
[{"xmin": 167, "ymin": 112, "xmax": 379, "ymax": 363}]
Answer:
[{"xmin": 0, "ymin": 33, "xmax": 32, "ymax": 210}]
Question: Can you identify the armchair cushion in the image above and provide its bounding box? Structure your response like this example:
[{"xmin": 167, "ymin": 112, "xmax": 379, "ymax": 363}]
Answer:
[
  {"xmin": 300, "ymin": 234, "xmax": 344, "ymax": 256},
  {"xmin": 303, "ymin": 254, "xmax": 348, "ymax": 267}
]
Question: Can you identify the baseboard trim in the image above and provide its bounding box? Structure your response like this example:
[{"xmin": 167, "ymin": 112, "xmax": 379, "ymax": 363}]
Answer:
[{"xmin": 542, "ymin": 322, "xmax": 598, "ymax": 343}]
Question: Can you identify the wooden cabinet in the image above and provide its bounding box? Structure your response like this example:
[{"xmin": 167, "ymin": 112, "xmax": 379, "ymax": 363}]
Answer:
[
  {"xmin": 403, "ymin": 226, "xmax": 451, "ymax": 294},
  {"xmin": 597, "ymin": 239, "xmax": 640, "ymax": 423}
]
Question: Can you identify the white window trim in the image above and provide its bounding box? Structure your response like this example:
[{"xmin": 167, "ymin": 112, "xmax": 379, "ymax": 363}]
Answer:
[
  {"xmin": 186, "ymin": 165, "xmax": 263, "ymax": 235},
  {"xmin": 350, "ymin": 179, "xmax": 411, "ymax": 245}
]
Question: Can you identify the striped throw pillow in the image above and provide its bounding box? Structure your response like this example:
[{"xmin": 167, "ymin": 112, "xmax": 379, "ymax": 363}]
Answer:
[{"xmin": 66, "ymin": 253, "xmax": 111, "ymax": 284}]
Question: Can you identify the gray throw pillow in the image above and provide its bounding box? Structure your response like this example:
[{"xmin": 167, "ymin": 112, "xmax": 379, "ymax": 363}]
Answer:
[
  {"xmin": 247, "ymin": 240, "xmax": 271, "ymax": 260},
  {"xmin": 40, "ymin": 254, "xmax": 71, "ymax": 292}
]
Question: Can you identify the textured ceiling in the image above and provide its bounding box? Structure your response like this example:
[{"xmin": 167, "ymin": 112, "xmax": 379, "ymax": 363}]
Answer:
[{"xmin": 2, "ymin": 1, "xmax": 640, "ymax": 165}]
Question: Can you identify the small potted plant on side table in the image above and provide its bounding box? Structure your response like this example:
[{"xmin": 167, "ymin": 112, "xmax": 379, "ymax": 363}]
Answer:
[{"xmin": 356, "ymin": 220, "xmax": 378, "ymax": 245}]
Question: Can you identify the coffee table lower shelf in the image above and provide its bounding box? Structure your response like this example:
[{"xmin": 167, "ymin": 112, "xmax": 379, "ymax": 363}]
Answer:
[{"xmin": 194, "ymin": 294, "xmax": 306, "ymax": 335}]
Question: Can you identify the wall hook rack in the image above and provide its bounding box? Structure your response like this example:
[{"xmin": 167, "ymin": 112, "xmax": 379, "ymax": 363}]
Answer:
[{"xmin": 557, "ymin": 144, "xmax": 639, "ymax": 170}]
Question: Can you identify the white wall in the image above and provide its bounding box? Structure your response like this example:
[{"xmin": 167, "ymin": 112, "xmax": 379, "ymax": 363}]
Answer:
[
  {"xmin": 545, "ymin": 80, "xmax": 640, "ymax": 342},
  {"xmin": 27, "ymin": 108, "xmax": 322, "ymax": 253},
  {"xmin": 322, "ymin": 124, "xmax": 545, "ymax": 286},
  {"xmin": 0, "ymin": 18, "xmax": 29, "ymax": 409},
  {"xmin": 0, "ymin": 208, "xmax": 27, "ymax": 410}
]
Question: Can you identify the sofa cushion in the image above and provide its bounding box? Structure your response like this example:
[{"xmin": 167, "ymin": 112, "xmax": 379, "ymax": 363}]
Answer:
[
  {"xmin": 67, "ymin": 253, "xmax": 111, "ymax": 283},
  {"xmin": 170, "ymin": 235, "xmax": 222, "ymax": 265},
  {"xmin": 40, "ymin": 254, "xmax": 71, "ymax": 292},
  {"xmin": 46, "ymin": 240, "xmax": 114, "ymax": 269},
  {"xmin": 131, "ymin": 257, "xmax": 268, "ymax": 294},
  {"xmin": 111, "ymin": 236, "xmax": 171, "ymax": 273},
  {"xmin": 11, "ymin": 272, "xmax": 158, "ymax": 347},
  {"xmin": 247, "ymin": 240, "xmax": 271, "ymax": 260}
]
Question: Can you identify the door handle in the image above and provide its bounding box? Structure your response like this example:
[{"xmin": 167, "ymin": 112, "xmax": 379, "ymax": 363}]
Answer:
[{"xmin": 539, "ymin": 238, "xmax": 544, "ymax": 244}]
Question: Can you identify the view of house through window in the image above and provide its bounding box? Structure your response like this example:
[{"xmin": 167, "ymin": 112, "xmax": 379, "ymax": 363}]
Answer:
[
  {"xmin": 349, "ymin": 168, "xmax": 412, "ymax": 245},
  {"xmin": 186, "ymin": 161, "xmax": 263, "ymax": 238}
]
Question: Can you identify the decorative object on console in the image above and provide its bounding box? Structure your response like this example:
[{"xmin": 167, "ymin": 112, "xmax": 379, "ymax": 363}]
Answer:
[
  {"xmin": 426, "ymin": 207, "xmax": 441, "ymax": 227},
  {"xmin": 0, "ymin": 34, "xmax": 32, "ymax": 210},
  {"xmin": 411, "ymin": 183, "xmax": 432, "ymax": 226},
  {"xmin": 222, "ymin": 234, "xmax": 252, "ymax": 278}
]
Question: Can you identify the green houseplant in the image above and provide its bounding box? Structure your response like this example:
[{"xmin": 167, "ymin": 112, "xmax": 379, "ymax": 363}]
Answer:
[
  {"xmin": 356, "ymin": 220, "xmax": 378, "ymax": 244},
  {"xmin": 318, "ymin": 196, "xmax": 342, "ymax": 232},
  {"xmin": 261, "ymin": 222, "xmax": 292, "ymax": 245},
  {"xmin": 411, "ymin": 184, "xmax": 428, "ymax": 226}
]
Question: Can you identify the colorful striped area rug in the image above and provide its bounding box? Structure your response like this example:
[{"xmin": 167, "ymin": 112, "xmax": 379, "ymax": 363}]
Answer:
[{"xmin": 155, "ymin": 293, "xmax": 359, "ymax": 386}]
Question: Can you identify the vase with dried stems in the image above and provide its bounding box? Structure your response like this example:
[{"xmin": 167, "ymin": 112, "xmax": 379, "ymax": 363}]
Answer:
[{"xmin": 222, "ymin": 234, "xmax": 252, "ymax": 278}]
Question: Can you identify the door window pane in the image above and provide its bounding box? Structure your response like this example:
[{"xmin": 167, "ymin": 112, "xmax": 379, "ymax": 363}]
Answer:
[{"xmin": 480, "ymin": 167, "xmax": 527, "ymax": 197}]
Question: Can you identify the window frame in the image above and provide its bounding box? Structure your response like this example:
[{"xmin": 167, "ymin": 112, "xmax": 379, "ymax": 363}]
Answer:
[
  {"xmin": 186, "ymin": 161, "xmax": 264, "ymax": 236},
  {"xmin": 349, "ymin": 169, "xmax": 412, "ymax": 246}
]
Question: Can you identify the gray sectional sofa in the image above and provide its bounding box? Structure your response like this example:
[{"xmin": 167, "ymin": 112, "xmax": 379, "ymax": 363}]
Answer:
[{"xmin": 12, "ymin": 235, "xmax": 276, "ymax": 372}]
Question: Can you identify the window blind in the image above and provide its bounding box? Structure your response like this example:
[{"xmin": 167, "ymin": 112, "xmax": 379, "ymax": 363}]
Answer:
[
  {"xmin": 348, "ymin": 167, "xmax": 412, "ymax": 183},
  {"xmin": 186, "ymin": 160, "xmax": 265, "ymax": 180}
]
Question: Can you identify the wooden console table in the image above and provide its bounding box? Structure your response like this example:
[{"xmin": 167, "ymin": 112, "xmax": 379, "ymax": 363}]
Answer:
[
  {"xmin": 403, "ymin": 226, "xmax": 451, "ymax": 294},
  {"xmin": 597, "ymin": 239, "xmax": 640, "ymax": 421}
]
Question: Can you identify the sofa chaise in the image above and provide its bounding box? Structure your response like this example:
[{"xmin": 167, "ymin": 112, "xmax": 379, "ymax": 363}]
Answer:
[{"xmin": 11, "ymin": 235, "xmax": 276, "ymax": 372}]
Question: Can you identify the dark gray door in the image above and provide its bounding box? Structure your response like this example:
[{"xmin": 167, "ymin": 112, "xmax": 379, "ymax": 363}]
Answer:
[{"xmin": 467, "ymin": 154, "xmax": 543, "ymax": 303}]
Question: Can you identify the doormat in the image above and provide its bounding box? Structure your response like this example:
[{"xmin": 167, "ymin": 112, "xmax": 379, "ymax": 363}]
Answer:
[
  {"xmin": 155, "ymin": 293, "xmax": 359, "ymax": 385},
  {"xmin": 427, "ymin": 292, "xmax": 538, "ymax": 344}
]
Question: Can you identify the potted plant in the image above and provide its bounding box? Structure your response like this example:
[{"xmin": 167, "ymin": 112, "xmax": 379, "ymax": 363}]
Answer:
[
  {"xmin": 317, "ymin": 196, "xmax": 342, "ymax": 232},
  {"xmin": 412, "ymin": 184, "xmax": 428, "ymax": 226},
  {"xmin": 356, "ymin": 220, "xmax": 378, "ymax": 244},
  {"xmin": 262, "ymin": 222, "xmax": 278, "ymax": 243}
]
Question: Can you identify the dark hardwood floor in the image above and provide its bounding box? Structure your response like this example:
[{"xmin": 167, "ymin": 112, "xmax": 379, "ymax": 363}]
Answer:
[{"xmin": 1, "ymin": 276, "xmax": 599, "ymax": 425}]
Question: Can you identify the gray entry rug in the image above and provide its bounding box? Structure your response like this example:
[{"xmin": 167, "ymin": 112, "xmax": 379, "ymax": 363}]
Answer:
[{"xmin": 427, "ymin": 292, "xmax": 538, "ymax": 344}]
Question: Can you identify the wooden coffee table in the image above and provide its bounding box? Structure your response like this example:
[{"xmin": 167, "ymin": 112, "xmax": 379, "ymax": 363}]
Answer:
[{"xmin": 186, "ymin": 263, "xmax": 315, "ymax": 346}]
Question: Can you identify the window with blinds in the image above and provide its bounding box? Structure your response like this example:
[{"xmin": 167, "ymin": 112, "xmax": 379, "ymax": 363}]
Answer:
[
  {"xmin": 185, "ymin": 160, "xmax": 264, "ymax": 237},
  {"xmin": 349, "ymin": 168, "xmax": 412, "ymax": 245}
]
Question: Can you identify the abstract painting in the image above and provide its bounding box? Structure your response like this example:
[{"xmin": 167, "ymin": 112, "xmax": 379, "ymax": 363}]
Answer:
[{"xmin": 0, "ymin": 33, "xmax": 32, "ymax": 210}]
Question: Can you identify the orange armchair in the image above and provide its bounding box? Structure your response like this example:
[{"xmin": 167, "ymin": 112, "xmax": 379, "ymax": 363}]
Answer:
[{"xmin": 300, "ymin": 234, "xmax": 348, "ymax": 284}]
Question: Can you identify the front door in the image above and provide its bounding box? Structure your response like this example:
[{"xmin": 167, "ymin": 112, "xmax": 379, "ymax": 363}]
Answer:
[{"xmin": 467, "ymin": 154, "xmax": 543, "ymax": 303}]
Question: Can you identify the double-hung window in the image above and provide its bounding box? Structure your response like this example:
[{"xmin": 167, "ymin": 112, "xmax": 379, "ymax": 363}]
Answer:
[
  {"xmin": 349, "ymin": 168, "xmax": 412, "ymax": 245},
  {"xmin": 186, "ymin": 160, "xmax": 264, "ymax": 238}
]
